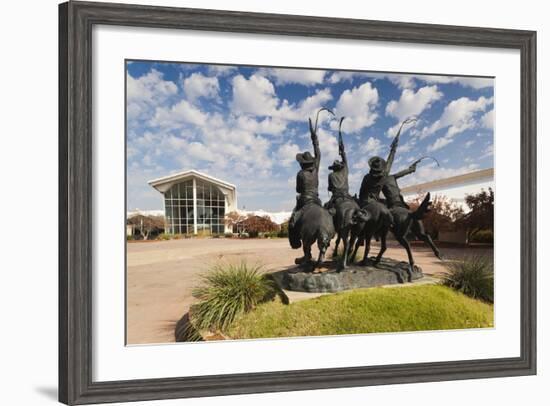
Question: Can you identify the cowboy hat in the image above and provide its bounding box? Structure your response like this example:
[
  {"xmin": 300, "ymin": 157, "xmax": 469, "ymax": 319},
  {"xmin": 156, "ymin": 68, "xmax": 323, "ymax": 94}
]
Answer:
[
  {"xmin": 368, "ymin": 156, "xmax": 386, "ymax": 174},
  {"xmin": 296, "ymin": 151, "xmax": 315, "ymax": 165},
  {"xmin": 328, "ymin": 160, "xmax": 344, "ymax": 171}
]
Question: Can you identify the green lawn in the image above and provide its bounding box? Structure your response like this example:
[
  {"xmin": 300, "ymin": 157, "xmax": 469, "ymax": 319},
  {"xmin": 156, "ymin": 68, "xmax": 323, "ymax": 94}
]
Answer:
[{"xmin": 227, "ymin": 285, "xmax": 493, "ymax": 339}]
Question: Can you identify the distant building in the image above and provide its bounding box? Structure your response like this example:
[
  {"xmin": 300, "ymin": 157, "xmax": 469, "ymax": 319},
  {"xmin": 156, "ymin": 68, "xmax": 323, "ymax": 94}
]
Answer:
[
  {"xmin": 149, "ymin": 170, "xmax": 237, "ymax": 235},
  {"xmin": 401, "ymin": 168, "xmax": 494, "ymax": 211}
]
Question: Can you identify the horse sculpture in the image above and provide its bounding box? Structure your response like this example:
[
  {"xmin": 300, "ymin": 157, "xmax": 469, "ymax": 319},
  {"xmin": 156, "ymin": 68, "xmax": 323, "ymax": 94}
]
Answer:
[
  {"xmin": 332, "ymin": 198, "xmax": 370, "ymax": 269},
  {"xmin": 290, "ymin": 203, "xmax": 335, "ymax": 269},
  {"xmin": 355, "ymin": 117, "xmax": 443, "ymax": 282},
  {"xmin": 351, "ymin": 192, "xmax": 440, "ymax": 282},
  {"xmin": 387, "ymin": 192, "xmax": 443, "ymax": 281},
  {"xmin": 288, "ymin": 108, "xmax": 336, "ymax": 271},
  {"xmin": 324, "ymin": 117, "xmax": 371, "ymax": 270},
  {"xmin": 348, "ymin": 199, "xmax": 393, "ymax": 266}
]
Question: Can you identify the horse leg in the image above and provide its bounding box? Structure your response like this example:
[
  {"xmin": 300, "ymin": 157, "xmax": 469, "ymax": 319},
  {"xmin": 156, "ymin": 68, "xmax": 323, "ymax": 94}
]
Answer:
[
  {"xmin": 333, "ymin": 234, "xmax": 341, "ymax": 256},
  {"xmin": 360, "ymin": 232, "xmax": 373, "ymax": 266},
  {"xmin": 339, "ymin": 229, "xmax": 350, "ymax": 270},
  {"xmin": 351, "ymin": 236, "xmax": 362, "ymax": 262},
  {"xmin": 295, "ymin": 237, "xmax": 313, "ymax": 266},
  {"xmin": 413, "ymin": 220, "xmax": 443, "ymax": 260},
  {"xmin": 348, "ymin": 233, "xmax": 358, "ymax": 263},
  {"xmin": 374, "ymin": 230, "xmax": 388, "ymax": 264},
  {"xmin": 395, "ymin": 234, "xmax": 415, "ymax": 282}
]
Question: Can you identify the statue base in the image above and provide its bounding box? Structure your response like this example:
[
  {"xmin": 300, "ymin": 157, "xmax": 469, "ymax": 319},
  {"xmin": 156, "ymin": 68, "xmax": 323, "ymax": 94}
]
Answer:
[{"xmin": 272, "ymin": 257, "xmax": 423, "ymax": 293}]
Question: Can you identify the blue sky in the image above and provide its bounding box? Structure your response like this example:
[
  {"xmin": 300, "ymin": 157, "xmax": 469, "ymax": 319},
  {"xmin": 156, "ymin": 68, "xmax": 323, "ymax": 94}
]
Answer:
[{"xmin": 126, "ymin": 61, "xmax": 494, "ymax": 212}]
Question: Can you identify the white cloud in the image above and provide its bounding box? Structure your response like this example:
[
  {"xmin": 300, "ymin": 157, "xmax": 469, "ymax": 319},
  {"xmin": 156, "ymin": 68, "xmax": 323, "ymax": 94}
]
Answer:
[
  {"xmin": 427, "ymin": 135, "xmax": 454, "ymax": 152},
  {"xmin": 420, "ymin": 75, "xmax": 494, "ymax": 89},
  {"xmin": 182, "ymin": 72, "xmax": 219, "ymax": 102},
  {"xmin": 287, "ymin": 88, "xmax": 333, "ymax": 121},
  {"xmin": 361, "ymin": 136, "xmax": 383, "ymax": 155},
  {"xmin": 231, "ymin": 74, "xmax": 279, "ymax": 116},
  {"xmin": 389, "ymin": 75, "xmax": 416, "ymax": 90},
  {"xmin": 127, "ymin": 69, "xmax": 178, "ymax": 104},
  {"xmin": 235, "ymin": 115, "xmax": 287, "ymax": 136},
  {"xmin": 328, "ymin": 72, "xmax": 492, "ymax": 91},
  {"xmin": 332, "ymin": 82, "xmax": 379, "ymax": 133},
  {"xmin": 482, "ymin": 109, "xmax": 494, "ymax": 129},
  {"xmin": 231, "ymin": 74, "xmax": 333, "ymax": 124},
  {"xmin": 482, "ymin": 144, "xmax": 494, "ymax": 158},
  {"xmin": 399, "ymin": 138, "xmax": 416, "ymax": 153},
  {"xmin": 328, "ymin": 72, "xmax": 356, "ymax": 84},
  {"xmin": 399, "ymin": 162, "xmax": 481, "ymax": 188},
  {"xmin": 150, "ymin": 99, "xmax": 209, "ymax": 128},
  {"xmin": 277, "ymin": 142, "xmax": 301, "ymax": 166},
  {"xmin": 420, "ymin": 96, "xmax": 494, "ymax": 140},
  {"xmin": 207, "ymin": 65, "xmax": 237, "ymax": 76},
  {"xmin": 329, "ymin": 71, "xmax": 415, "ymax": 89},
  {"xmin": 126, "ymin": 70, "xmax": 178, "ymax": 123},
  {"xmin": 259, "ymin": 68, "xmax": 326, "ymax": 86},
  {"xmin": 386, "ymin": 85, "xmax": 443, "ymax": 123}
]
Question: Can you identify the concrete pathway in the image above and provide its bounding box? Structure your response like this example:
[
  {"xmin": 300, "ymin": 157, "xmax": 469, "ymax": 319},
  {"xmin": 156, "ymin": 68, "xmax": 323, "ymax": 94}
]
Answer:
[{"xmin": 127, "ymin": 238, "xmax": 492, "ymax": 345}]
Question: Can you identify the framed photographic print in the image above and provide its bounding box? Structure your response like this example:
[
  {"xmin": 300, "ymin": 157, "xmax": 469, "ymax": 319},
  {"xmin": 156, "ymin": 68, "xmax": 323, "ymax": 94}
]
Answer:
[{"xmin": 59, "ymin": 1, "xmax": 536, "ymax": 404}]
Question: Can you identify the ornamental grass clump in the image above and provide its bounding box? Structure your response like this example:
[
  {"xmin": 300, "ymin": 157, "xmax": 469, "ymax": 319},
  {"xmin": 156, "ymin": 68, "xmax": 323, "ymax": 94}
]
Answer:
[
  {"xmin": 189, "ymin": 262, "xmax": 279, "ymax": 334},
  {"xmin": 442, "ymin": 255, "xmax": 494, "ymax": 303}
]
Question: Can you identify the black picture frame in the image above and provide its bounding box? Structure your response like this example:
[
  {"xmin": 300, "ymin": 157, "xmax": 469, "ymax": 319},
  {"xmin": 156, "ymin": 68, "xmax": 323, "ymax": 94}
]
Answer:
[{"xmin": 59, "ymin": 1, "xmax": 537, "ymax": 404}]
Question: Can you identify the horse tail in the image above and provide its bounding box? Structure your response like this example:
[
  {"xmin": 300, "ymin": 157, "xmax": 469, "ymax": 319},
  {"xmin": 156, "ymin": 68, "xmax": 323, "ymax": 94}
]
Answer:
[
  {"xmin": 411, "ymin": 192, "xmax": 431, "ymax": 220},
  {"xmin": 318, "ymin": 211, "xmax": 336, "ymax": 250},
  {"xmin": 317, "ymin": 230, "xmax": 333, "ymax": 251},
  {"xmin": 288, "ymin": 224, "xmax": 302, "ymax": 249}
]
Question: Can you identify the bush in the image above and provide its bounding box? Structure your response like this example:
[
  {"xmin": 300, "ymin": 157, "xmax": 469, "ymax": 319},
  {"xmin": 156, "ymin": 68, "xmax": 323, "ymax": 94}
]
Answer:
[
  {"xmin": 187, "ymin": 262, "xmax": 280, "ymax": 337},
  {"xmin": 469, "ymin": 229, "xmax": 494, "ymax": 243},
  {"xmin": 277, "ymin": 229, "xmax": 288, "ymax": 238},
  {"xmin": 158, "ymin": 233, "xmax": 172, "ymax": 241},
  {"xmin": 224, "ymin": 232, "xmax": 234, "ymax": 238},
  {"xmin": 442, "ymin": 256, "xmax": 494, "ymax": 302},
  {"xmin": 278, "ymin": 221, "xmax": 289, "ymax": 238}
]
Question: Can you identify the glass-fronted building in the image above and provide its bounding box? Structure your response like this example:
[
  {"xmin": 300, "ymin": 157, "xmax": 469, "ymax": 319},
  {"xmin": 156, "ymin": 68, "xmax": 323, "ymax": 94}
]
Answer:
[{"xmin": 148, "ymin": 170, "xmax": 237, "ymax": 235}]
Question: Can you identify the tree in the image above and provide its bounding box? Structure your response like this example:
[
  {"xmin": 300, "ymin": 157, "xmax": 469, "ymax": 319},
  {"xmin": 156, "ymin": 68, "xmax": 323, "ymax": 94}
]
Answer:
[
  {"xmin": 241, "ymin": 215, "xmax": 279, "ymax": 238},
  {"xmin": 127, "ymin": 214, "xmax": 165, "ymax": 240},
  {"xmin": 459, "ymin": 188, "xmax": 494, "ymax": 242},
  {"xmin": 407, "ymin": 194, "xmax": 464, "ymax": 239},
  {"xmin": 225, "ymin": 211, "xmax": 247, "ymax": 234}
]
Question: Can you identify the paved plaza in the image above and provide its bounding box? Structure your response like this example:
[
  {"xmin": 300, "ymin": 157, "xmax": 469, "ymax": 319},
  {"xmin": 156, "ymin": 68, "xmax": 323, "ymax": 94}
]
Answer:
[{"xmin": 127, "ymin": 238, "xmax": 493, "ymax": 345}]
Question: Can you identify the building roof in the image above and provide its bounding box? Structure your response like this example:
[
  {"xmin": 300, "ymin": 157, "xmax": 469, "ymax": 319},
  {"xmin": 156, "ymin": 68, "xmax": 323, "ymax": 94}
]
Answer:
[
  {"xmin": 148, "ymin": 169, "xmax": 236, "ymax": 191},
  {"xmin": 401, "ymin": 168, "xmax": 494, "ymax": 195}
]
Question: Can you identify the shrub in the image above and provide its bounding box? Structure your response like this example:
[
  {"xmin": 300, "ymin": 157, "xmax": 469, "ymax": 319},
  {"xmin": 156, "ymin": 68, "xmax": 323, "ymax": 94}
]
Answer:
[
  {"xmin": 158, "ymin": 233, "xmax": 172, "ymax": 241},
  {"xmin": 224, "ymin": 232, "xmax": 234, "ymax": 238},
  {"xmin": 188, "ymin": 262, "xmax": 280, "ymax": 335},
  {"xmin": 470, "ymin": 229, "xmax": 494, "ymax": 244},
  {"xmin": 278, "ymin": 221, "xmax": 289, "ymax": 238},
  {"xmin": 277, "ymin": 229, "xmax": 289, "ymax": 238},
  {"xmin": 442, "ymin": 256, "xmax": 494, "ymax": 302}
]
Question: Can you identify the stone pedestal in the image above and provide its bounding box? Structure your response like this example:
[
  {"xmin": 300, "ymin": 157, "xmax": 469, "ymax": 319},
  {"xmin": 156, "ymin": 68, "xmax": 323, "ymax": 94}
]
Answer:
[{"xmin": 272, "ymin": 257, "xmax": 423, "ymax": 293}]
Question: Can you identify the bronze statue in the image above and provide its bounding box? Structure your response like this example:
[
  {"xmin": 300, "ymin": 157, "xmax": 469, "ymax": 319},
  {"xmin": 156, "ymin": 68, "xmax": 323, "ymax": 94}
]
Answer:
[
  {"xmin": 357, "ymin": 117, "xmax": 443, "ymax": 281},
  {"xmin": 326, "ymin": 117, "xmax": 370, "ymax": 269},
  {"xmin": 358, "ymin": 117, "xmax": 417, "ymax": 207},
  {"xmin": 288, "ymin": 109, "xmax": 335, "ymax": 269}
]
